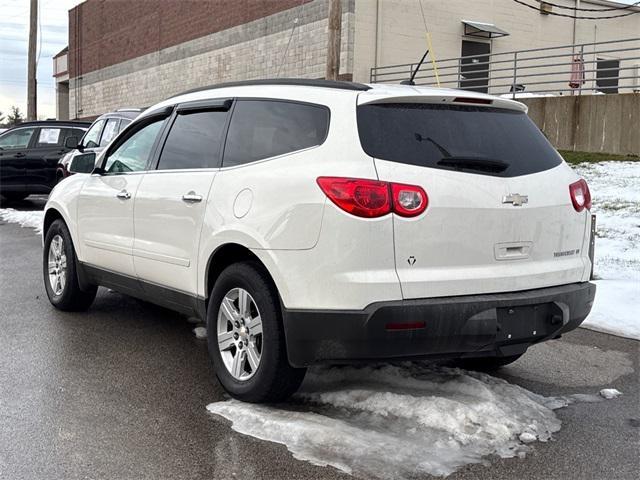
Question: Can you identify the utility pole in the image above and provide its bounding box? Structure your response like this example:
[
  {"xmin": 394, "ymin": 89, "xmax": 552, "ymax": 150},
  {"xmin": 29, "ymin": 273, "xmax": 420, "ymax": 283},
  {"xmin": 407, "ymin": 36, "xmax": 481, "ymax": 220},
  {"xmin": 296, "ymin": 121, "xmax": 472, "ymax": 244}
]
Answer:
[
  {"xmin": 325, "ymin": 0, "xmax": 341, "ymax": 80},
  {"xmin": 27, "ymin": 0, "xmax": 38, "ymax": 121}
]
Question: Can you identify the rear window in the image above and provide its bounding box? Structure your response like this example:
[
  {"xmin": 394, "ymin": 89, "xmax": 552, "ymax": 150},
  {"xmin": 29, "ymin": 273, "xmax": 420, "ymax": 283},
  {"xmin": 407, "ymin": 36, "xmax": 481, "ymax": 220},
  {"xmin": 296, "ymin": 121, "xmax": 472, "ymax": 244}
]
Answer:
[{"xmin": 357, "ymin": 103, "xmax": 562, "ymax": 177}]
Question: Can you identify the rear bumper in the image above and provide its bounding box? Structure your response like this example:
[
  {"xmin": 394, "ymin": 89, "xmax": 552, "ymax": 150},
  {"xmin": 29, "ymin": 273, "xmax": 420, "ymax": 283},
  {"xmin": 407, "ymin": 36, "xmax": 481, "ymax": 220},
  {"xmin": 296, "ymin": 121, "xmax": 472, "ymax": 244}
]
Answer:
[{"xmin": 282, "ymin": 282, "xmax": 596, "ymax": 367}]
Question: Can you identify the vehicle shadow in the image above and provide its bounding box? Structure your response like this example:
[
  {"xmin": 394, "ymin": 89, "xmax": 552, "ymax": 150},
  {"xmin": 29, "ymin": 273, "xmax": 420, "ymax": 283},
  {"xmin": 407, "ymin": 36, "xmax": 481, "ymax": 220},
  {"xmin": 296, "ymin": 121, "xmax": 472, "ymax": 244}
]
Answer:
[{"xmin": 0, "ymin": 194, "xmax": 48, "ymax": 211}]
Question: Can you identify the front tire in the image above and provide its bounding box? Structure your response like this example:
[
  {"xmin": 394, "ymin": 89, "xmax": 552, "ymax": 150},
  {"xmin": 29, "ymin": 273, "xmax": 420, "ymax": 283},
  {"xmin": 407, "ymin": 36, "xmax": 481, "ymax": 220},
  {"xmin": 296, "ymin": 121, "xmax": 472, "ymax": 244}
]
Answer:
[
  {"xmin": 207, "ymin": 261, "xmax": 306, "ymax": 403},
  {"xmin": 43, "ymin": 219, "xmax": 97, "ymax": 311}
]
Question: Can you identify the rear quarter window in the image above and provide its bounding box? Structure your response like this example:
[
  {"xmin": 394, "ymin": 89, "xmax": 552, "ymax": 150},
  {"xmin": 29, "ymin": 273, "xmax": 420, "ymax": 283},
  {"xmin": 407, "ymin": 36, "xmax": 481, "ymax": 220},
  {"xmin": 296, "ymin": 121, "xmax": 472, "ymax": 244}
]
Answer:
[
  {"xmin": 357, "ymin": 103, "xmax": 562, "ymax": 177},
  {"xmin": 223, "ymin": 100, "xmax": 329, "ymax": 167}
]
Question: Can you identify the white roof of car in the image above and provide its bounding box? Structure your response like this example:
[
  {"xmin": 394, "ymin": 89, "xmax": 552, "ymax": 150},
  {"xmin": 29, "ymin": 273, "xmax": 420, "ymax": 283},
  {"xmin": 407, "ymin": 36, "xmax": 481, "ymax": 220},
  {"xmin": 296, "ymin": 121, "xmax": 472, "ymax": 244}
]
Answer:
[{"xmin": 141, "ymin": 80, "xmax": 526, "ymax": 119}]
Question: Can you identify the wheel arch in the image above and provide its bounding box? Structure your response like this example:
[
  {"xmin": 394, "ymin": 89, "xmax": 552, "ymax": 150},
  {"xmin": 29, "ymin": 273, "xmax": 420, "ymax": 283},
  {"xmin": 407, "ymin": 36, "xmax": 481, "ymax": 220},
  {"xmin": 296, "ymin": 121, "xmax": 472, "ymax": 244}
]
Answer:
[
  {"xmin": 43, "ymin": 207, "xmax": 65, "ymax": 237},
  {"xmin": 42, "ymin": 206, "xmax": 93, "ymax": 292},
  {"xmin": 204, "ymin": 243, "xmax": 280, "ymax": 302}
]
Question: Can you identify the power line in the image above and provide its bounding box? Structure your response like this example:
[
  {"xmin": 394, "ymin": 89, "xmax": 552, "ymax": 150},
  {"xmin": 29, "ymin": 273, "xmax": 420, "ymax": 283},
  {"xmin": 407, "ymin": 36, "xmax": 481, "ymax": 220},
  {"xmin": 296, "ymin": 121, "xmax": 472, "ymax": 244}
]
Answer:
[
  {"xmin": 277, "ymin": 0, "xmax": 306, "ymax": 77},
  {"xmin": 534, "ymin": 0, "xmax": 640, "ymax": 11},
  {"xmin": 512, "ymin": 0, "xmax": 640, "ymax": 18}
]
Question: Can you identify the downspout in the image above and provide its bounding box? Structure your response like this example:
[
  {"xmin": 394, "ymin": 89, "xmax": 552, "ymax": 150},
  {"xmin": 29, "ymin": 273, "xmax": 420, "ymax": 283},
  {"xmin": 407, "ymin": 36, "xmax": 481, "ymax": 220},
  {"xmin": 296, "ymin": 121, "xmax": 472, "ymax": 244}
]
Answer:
[
  {"xmin": 571, "ymin": 0, "xmax": 580, "ymax": 95},
  {"xmin": 572, "ymin": 0, "xmax": 580, "ymax": 50},
  {"xmin": 374, "ymin": 0, "xmax": 380, "ymax": 69}
]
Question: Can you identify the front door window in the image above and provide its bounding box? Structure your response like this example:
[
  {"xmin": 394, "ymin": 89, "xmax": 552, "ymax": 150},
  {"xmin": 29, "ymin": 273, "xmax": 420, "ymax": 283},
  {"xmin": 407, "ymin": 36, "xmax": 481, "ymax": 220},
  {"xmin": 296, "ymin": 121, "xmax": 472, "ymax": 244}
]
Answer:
[
  {"xmin": 103, "ymin": 119, "xmax": 165, "ymax": 174},
  {"xmin": 0, "ymin": 128, "xmax": 36, "ymax": 150}
]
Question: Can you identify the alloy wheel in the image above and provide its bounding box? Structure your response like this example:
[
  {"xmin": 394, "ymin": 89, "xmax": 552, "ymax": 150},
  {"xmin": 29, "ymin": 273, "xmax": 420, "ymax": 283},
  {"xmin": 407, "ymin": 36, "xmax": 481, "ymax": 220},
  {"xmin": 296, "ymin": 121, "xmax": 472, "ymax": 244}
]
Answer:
[
  {"xmin": 217, "ymin": 288, "xmax": 263, "ymax": 381},
  {"xmin": 47, "ymin": 234, "xmax": 67, "ymax": 296}
]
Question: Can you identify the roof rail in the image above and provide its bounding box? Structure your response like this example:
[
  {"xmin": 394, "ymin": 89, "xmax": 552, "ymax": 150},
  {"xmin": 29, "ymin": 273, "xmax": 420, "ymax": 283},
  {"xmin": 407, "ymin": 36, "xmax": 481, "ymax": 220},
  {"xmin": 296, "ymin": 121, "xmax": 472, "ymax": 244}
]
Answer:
[
  {"xmin": 6, "ymin": 120, "xmax": 91, "ymax": 128},
  {"xmin": 115, "ymin": 108, "xmax": 144, "ymax": 112},
  {"xmin": 172, "ymin": 78, "xmax": 371, "ymax": 98}
]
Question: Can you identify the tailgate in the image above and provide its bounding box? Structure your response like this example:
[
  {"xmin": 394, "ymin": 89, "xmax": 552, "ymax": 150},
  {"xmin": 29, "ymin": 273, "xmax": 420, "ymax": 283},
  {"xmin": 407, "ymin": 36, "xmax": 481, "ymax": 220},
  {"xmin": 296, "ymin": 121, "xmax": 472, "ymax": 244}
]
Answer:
[{"xmin": 357, "ymin": 98, "xmax": 590, "ymax": 299}]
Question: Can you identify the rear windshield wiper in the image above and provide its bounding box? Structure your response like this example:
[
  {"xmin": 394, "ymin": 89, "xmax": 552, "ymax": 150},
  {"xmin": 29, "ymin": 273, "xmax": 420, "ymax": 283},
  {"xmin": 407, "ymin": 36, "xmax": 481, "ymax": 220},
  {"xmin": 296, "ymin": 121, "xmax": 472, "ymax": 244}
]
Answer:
[
  {"xmin": 415, "ymin": 133, "xmax": 451, "ymax": 158},
  {"xmin": 437, "ymin": 156, "xmax": 510, "ymax": 173}
]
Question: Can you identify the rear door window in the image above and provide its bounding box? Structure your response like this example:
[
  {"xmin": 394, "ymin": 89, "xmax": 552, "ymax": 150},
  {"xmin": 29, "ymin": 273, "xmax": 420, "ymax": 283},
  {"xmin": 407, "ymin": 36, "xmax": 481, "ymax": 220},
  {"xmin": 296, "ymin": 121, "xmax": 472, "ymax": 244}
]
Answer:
[
  {"xmin": 100, "ymin": 119, "xmax": 120, "ymax": 146},
  {"xmin": 35, "ymin": 128, "xmax": 63, "ymax": 147},
  {"xmin": 118, "ymin": 119, "xmax": 132, "ymax": 133},
  {"xmin": 357, "ymin": 103, "xmax": 562, "ymax": 177},
  {"xmin": 157, "ymin": 109, "xmax": 228, "ymax": 170},
  {"xmin": 66, "ymin": 128, "xmax": 87, "ymax": 143},
  {"xmin": 223, "ymin": 100, "xmax": 329, "ymax": 167}
]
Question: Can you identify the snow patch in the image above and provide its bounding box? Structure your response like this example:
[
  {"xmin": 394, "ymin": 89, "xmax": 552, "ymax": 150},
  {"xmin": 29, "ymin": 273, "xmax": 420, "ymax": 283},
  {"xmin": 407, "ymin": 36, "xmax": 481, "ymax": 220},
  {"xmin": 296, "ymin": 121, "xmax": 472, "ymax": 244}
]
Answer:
[
  {"xmin": 599, "ymin": 388, "xmax": 622, "ymax": 399},
  {"xmin": 209, "ymin": 364, "xmax": 571, "ymax": 479},
  {"xmin": 518, "ymin": 431, "xmax": 537, "ymax": 444},
  {"xmin": 193, "ymin": 326, "xmax": 207, "ymax": 339},
  {"xmin": 499, "ymin": 92, "xmax": 556, "ymax": 99},
  {"xmin": 0, "ymin": 209, "xmax": 44, "ymax": 234},
  {"xmin": 573, "ymin": 161, "xmax": 640, "ymax": 340},
  {"xmin": 582, "ymin": 280, "xmax": 640, "ymax": 340}
]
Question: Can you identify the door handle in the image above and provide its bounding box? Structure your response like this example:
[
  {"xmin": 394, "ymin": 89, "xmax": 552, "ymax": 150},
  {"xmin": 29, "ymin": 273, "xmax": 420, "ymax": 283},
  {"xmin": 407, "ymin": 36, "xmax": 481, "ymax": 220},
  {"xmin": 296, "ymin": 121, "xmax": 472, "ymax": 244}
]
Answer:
[
  {"xmin": 182, "ymin": 192, "xmax": 202, "ymax": 203},
  {"xmin": 14, "ymin": 152, "xmax": 26, "ymax": 158},
  {"xmin": 116, "ymin": 190, "xmax": 131, "ymax": 200}
]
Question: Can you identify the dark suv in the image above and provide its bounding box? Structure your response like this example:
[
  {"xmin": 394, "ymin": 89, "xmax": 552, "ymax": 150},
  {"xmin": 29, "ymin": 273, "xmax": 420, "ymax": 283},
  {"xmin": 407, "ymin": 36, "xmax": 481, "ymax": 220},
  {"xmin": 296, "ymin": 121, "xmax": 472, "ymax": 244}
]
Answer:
[
  {"xmin": 57, "ymin": 109, "xmax": 141, "ymax": 179},
  {"xmin": 0, "ymin": 120, "xmax": 89, "ymax": 202}
]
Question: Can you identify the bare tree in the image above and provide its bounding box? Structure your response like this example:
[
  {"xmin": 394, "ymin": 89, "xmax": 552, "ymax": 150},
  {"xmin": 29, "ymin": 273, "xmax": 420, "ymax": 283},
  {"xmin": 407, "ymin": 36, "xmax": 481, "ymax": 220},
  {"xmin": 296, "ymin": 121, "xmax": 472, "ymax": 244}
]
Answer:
[{"xmin": 7, "ymin": 106, "xmax": 24, "ymax": 127}]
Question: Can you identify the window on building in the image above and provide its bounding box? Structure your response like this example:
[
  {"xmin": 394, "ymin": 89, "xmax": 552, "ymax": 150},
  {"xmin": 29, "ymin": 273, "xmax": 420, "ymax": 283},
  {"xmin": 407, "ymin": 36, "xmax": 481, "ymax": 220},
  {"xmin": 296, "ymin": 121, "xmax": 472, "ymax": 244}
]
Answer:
[
  {"xmin": 223, "ymin": 100, "xmax": 329, "ymax": 167},
  {"xmin": 596, "ymin": 58, "xmax": 620, "ymax": 94},
  {"xmin": 82, "ymin": 119, "xmax": 105, "ymax": 148},
  {"xmin": 100, "ymin": 119, "xmax": 120, "ymax": 147},
  {"xmin": 103, "ymin": 119, "xmax": 165, "ymax": 174},
  {"xmin": 0, "ymin": 128, "xmax": 35, "ymax": 150},
  {"xmin": 157, "ymin": 110, "xmax": 228, "ymax": 170}
]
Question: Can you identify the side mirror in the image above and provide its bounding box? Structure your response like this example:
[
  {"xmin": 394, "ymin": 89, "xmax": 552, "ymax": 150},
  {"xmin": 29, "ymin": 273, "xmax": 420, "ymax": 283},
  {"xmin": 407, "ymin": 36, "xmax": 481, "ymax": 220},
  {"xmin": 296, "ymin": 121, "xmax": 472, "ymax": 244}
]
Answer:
[
  {"xmin": 69, "ymin": 153, "xmax": 97, "ymax": 174},
  {"xmin": 64, "ymin": 136, "xmax": 79, "ymax": 149}
]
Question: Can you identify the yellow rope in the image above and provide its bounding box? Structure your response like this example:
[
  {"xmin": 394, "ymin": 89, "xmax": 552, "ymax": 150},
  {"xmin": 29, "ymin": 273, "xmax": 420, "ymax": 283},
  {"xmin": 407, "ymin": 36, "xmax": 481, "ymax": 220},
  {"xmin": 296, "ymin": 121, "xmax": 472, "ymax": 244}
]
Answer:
[{"xmin": 426, "ymin": 32, "xmax": 441, "ymax": 87}]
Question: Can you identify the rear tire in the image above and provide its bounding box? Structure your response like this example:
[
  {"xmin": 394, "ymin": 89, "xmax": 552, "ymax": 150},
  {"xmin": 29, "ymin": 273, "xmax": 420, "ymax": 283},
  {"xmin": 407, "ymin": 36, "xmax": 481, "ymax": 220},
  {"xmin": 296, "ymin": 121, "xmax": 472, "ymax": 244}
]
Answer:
[
  {"xmin": 454, "ymin": 353, "xmax": 524, "ymax": 371},
  {"xmin": 207, "ymin": 261, "xmax": 306, "ymax": 403},
  {"xmin": 43, "ymin": 219, "xmax": 97, "ymax": 311}
]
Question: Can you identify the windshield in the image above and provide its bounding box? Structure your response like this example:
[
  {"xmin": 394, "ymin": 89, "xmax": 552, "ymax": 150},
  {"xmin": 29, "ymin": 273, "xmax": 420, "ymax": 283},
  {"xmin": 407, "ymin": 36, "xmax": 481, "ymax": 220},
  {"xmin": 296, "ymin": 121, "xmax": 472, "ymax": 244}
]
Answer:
[{"xmin": 357, "ymin": 103, "xmax": 563, "ymax": 177}]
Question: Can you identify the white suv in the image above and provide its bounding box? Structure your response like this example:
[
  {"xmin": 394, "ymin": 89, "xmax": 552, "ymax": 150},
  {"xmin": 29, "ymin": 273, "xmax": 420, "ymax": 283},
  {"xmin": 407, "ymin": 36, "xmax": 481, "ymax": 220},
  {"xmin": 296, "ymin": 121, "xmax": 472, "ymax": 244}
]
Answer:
[{"xmin": 43, "ymin": 79, "xmax": 596, "ymax": 402}]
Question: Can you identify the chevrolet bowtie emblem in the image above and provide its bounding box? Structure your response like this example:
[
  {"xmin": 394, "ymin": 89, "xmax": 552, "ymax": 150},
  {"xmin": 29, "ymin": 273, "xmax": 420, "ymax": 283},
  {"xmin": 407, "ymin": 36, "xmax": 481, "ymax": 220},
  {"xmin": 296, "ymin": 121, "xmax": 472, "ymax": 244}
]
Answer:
[{"xmin": 502, "ymin": 194, "xmax": 529, "ymax": 206}]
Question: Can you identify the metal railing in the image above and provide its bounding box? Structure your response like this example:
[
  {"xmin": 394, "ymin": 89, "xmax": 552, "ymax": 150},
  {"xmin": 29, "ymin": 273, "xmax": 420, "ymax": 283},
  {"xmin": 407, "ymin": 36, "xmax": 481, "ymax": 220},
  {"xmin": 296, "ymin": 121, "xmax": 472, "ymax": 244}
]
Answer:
[{"xmin": 370, "ymin": 38, "xmax": 640, "ymax": 98}]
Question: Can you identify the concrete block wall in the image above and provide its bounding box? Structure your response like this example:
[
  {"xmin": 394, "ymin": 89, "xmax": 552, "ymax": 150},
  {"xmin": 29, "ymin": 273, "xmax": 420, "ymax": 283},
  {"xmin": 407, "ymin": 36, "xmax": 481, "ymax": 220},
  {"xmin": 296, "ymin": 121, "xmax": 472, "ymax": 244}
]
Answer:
[
  {"xmin": 353, "ymin": 0, "xmax": 640, "ymax": 93},
  {"xmin": 522, "ymin": 93, "xmax": 640, "ymax": 155},
  {"xmin": 70, "ymin": 0, "xmax": 355, "ymax": 118}
]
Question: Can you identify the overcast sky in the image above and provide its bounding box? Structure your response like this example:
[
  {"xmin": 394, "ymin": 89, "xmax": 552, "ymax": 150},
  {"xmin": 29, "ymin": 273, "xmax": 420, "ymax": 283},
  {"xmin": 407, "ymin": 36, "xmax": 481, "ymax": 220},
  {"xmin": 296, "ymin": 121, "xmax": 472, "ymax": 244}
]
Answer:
[
  {"xmin": 0, "ymin": 0, "xmax": 637, "ymax": 120},
  {"xmin": 0, "ymin": 0, "xmax": 82, "ymax": 120}
]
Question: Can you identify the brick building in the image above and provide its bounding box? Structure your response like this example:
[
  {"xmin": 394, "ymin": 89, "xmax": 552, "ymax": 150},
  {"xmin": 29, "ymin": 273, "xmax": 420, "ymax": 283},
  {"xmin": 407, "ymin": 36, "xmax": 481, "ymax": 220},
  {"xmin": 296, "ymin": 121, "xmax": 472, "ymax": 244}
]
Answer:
[{"xmin": 53, "ymin": 0, "xmax": 640, "ymax": 120}]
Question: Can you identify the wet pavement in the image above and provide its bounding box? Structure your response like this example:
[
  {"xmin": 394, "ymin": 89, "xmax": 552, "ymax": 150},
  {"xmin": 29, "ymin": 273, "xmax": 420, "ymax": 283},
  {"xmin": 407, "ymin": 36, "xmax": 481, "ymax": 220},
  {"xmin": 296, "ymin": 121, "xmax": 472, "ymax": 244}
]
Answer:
[{"xmin": 1, "ymin": 196, "xmax": 638, "ymax": 479}]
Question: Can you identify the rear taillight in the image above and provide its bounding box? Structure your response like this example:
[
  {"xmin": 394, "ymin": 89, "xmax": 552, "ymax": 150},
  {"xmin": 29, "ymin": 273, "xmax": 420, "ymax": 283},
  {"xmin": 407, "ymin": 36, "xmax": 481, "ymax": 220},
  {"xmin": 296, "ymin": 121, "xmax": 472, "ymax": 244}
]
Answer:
[
  {"xmin": 390, "ymin": 183, "xmax": 428, "ymax": 217},
  {"xmin": 317, "ymin": 177, "xmax": 428, "ymax": 218},
  {"xmin": 569, "ymin": 179, "xmax": 592, "ymax": 212},
  {"xmin": 316, "ymin": 177, "xmax": 391, "ymax": 218}
]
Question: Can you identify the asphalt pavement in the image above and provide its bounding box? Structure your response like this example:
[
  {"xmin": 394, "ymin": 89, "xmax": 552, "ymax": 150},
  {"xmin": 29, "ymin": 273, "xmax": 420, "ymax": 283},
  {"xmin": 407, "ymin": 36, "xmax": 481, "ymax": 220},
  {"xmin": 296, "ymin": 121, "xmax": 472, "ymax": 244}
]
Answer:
[{"xmin": 1, "ymin": 196, "xmax": 638, "ymax": 480}]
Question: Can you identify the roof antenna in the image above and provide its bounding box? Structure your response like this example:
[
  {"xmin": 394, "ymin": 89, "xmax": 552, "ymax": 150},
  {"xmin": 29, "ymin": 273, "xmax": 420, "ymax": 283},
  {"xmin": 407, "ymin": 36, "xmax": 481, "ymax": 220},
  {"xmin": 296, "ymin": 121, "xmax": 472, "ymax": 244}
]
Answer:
[{"xmin": 401, "ymin": 49, "xmax": 429, "ymax": 85}]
